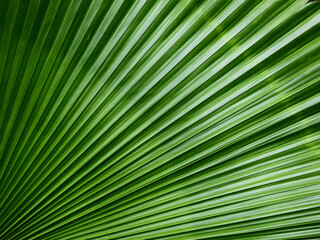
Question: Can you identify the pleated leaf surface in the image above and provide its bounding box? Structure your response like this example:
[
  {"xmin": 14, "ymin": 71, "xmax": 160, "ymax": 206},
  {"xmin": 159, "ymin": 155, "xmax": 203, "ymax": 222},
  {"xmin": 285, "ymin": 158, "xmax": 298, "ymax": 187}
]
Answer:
[{"xmin": 0, "ymin": 0, "xmax": 320, "ymax": 239}]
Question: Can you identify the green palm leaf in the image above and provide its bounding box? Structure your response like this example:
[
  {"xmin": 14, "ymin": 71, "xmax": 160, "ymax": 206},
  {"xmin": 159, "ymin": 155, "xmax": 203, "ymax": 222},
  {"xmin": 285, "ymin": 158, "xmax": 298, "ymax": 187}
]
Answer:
[{"xmin": 0, "ymin": 0, "xmax": 320, "ymax": 239}]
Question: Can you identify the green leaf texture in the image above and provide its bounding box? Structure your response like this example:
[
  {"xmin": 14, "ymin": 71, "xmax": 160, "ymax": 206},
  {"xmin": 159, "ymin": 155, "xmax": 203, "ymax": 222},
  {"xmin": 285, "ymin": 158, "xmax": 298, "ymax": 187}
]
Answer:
[{"xmin": 1, "ymin": 0, "xmax": 320, "ymax": 239}]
